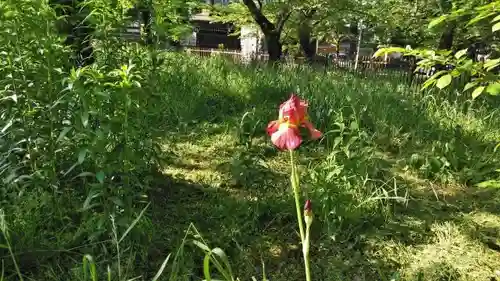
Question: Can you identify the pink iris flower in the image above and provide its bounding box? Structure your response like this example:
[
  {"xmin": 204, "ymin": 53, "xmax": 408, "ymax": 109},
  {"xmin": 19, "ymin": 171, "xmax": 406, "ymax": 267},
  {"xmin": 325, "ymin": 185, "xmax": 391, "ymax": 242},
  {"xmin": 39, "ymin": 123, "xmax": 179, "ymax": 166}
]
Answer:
[{"xmin": 267, "ymin": 94, "xmax": 322, "ymax": 150}]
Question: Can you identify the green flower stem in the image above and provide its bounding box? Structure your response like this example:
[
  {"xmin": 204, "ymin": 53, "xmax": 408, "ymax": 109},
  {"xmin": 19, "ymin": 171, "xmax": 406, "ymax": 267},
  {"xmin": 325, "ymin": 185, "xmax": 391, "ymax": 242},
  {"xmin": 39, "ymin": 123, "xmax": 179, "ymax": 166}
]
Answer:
[
  {"xmin": 289, "ymin": 150, "xmax": 311, "ymax": 281},
  {"xmin": 304, "ymin": 223, "xmax": 312, "ymax": 281},
  {"xmin": 289, "ymin": 150, "xmax": 305, "ymax": 243}
]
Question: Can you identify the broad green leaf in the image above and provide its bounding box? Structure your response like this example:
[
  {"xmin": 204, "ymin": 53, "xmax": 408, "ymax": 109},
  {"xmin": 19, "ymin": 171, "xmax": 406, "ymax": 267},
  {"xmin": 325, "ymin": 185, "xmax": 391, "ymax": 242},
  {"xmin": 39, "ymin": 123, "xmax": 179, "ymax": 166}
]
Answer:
[
  {"xmin": 493, "ymin": 22, "xmax": 500, "ymax": 32},
  {"xmin": 0, "ymin": 244, "xmax": 8, "ymax": 249},
  {"xmin": 428, "ymin": 15, "xmax": 447, "ymax": 28},
  {"xmin": 492, "ymin": 14, "xmax": 500, "ymax": 22},
  {"xmin": 472, "ymin": 86, "xmax": 485, "ymax": 99},
  {"xmin": 96, "ymin": 171, "xmax": 105, "ymax": 184},
  {"xmin": 436, "ymin": 74, "xmax": 452, "ymax": 89},
  {"xmin": 463, "ymin": 81, "xmax": 478, "ymax": 92},
  {"xmin": 454, "ymin": 49, "xmax": 467, "ymax": 59},
  {"xmin": 486, "ymin": 83, "xmax": 500, "ymax": 95},
  {"xmin": 56, "ymin": 127, "xmax": 72, "ymax": 143},
  {"xmin": 77, "ymin": 149, "xmax": 87, "ymax": 164}
]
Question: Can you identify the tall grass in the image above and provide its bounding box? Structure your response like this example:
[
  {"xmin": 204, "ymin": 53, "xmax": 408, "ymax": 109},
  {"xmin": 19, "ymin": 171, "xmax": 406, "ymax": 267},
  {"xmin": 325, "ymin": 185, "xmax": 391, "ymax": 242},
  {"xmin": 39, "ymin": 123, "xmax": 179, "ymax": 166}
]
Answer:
[{"xmin": 2, "ymin": 1, "xmax": 500, "ymax": 280}]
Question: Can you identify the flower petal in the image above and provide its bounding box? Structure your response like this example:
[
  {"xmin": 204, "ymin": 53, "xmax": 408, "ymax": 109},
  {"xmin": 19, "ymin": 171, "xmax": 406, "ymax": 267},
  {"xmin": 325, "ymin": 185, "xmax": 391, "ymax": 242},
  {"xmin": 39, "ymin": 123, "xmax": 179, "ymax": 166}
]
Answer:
[
  {"xmin": 266, "ymin": 120, "xmax": 279, "ymax": 136},
  {"xmin": 303, "ymin": 120, "xmax": 322, "ymax": 140},
  {"xmin": 271, "ymin": 125, "xmax": 302, "ymax": 150},
  {"xmin": 279, "ymin": 94, "xmax": 308, "ymax": 125}
]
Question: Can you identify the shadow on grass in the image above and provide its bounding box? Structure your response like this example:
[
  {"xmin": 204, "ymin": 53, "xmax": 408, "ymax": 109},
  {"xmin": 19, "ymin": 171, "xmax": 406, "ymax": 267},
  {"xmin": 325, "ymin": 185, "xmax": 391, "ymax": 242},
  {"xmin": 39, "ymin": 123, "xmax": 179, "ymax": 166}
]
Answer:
[{"xmin": 145, "ymin": 57, "xmax": 500, "ymax": 280}]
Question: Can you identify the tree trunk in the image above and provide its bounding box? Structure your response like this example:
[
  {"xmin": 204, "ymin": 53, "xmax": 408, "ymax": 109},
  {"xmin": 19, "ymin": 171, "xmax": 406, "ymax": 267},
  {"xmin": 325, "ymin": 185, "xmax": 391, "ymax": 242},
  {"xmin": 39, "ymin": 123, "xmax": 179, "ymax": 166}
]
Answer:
[
  {"xmin": 438, "ymin": 23, "xmax": 455, "ymax": 50},
  {"xmin": 348, "ymin": 23, "xmax": 358, "ymax": 59},
  {"xmin": 241, "ymin": 0, "xmax": 289, "ymax": 63},
  {"xmin": 299, "ymin": 23, "xmax": 316, "ymax": 62},
  {"xmin": 266, "ymin": 33, "xmax": 282, "ymax": 62}
]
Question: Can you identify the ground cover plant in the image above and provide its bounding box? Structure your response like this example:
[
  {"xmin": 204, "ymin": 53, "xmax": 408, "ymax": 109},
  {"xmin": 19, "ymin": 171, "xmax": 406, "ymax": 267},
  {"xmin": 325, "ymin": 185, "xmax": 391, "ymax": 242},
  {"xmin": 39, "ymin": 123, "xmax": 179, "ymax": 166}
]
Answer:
[{"xmin": 1, "ymin": 1, "xmax": 500, "ymax": 281}]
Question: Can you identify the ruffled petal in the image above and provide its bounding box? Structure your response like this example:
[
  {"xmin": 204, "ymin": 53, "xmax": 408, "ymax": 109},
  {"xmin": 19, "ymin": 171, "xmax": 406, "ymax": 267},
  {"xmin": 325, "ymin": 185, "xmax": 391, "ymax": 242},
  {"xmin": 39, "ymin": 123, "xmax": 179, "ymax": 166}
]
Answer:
[
  {"xmin": 271, "ymin": 125, "xmax": 302, "ymax": 150},
  {"xmin": 266, "ymin": 120, "xmax": 280, "ymax": 136},
  {"xmin": 279, "ymin": 94, "xmax": 308, "ymax": 125},
  {"xmin": 302, "ymin": 120, "xmax": 322, "ymax": 140}
]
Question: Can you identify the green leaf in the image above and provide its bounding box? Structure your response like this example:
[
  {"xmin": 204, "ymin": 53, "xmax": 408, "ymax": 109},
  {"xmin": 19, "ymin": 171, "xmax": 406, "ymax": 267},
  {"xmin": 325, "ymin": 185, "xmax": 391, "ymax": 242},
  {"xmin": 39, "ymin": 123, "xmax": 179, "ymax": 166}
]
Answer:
[
  {"xmin": 477, "ymin": 179, "xmax": 500, "ymax": 189},
  {"xmin": 0, "ymin": 244, "xmax": 8, "ymax": 249},
  {"xmin": 463, "ymin": 81, "xmax": 478, "ymax": 92},
  {"xmin": 350, "ymin": 121, "xmax": 358, "ymax": 131},
  {"xmin": 492, "ymin": 14, "xmax": 500, "ymax": 22},
  {"xmin": 493, "ymin": 22, "xmax": 500, "ymax": 32},
  {"xmin": 78, "ymin": 149, "xmax": 87, "ymax": 164},
  {"xmin": 486, "ymin": 83, "xmax": 500, "ymax": 95},
  {"xmin": 109, "ymin": 197, "xmax": 124, "ymax": 207},
  {"xmin": 421, "ymin": 78, "xmax": 436, "ymax": 90},
  {"xmin": 81, "ymin": 111, "xmax": 89, "ymax": 128},
  {"xmin": 436, "ymin": 74, "xmax": 452, "ymax": 89},
  {"xmin": 118, "ymin": 202, "xmax": 150, "ymax": 243},
  {"xmin": 73, "ymin": 172, "xmax": 94, "ymax": 179},
  {"xmin": 83, "ymin": 255, "xmax": 97, "ymax": 281},
  {"xmin": 372, "ymin": 47, "xmax": 406, "ymax": 58},
  {"xmin": 151, "ymin": 253, "xmax": 171, "ymax": 281},
  {"xmin": 454, "ymin": 49, "xmax": 467, "ymax": 59},
  {"xmin": 1, "ymin": 119, "xmax": 13, "ymax": 134},
  {"xmin": 428, "ymin": 15, "xmax": 447, "ymax": 28},
  {"xmin": 468, "ymin": 11, "xmax": 496, "ymax": 26},
  {"xmin": 422, "ymin": 70, "xmax": 447, "ymax": 90},
  {"xmin": 96, "ymin": 171, "xmax": 105, "ymax": 184},
  {"xmin": 484, "ymin": 59, "xmax": 500, "ymax": 70},
  {"xmin": 82, "ymin": 190, "xmax": 101, "ymax": 211},
  {"xmin": 193, "ymin": 240, "xmax": 211, "ymax": 252},
  {"xmin": 57, "ymin": 127, "xmax": 72, "ymax": 143},
  {"xmin": 472, "ymin": 86, "xmax": 485, "ymax": 99},
  {"xmin": 211, "ymin": 247, "xmax": 234, "ymax": 279}
]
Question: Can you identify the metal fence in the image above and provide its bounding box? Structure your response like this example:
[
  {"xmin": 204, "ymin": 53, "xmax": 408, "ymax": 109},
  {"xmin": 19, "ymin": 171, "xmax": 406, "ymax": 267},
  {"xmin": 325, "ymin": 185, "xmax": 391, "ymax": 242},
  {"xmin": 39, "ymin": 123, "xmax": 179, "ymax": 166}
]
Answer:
[{"xmin": 182, "ymin": 47, "xmax": 475, "ymax": 94}]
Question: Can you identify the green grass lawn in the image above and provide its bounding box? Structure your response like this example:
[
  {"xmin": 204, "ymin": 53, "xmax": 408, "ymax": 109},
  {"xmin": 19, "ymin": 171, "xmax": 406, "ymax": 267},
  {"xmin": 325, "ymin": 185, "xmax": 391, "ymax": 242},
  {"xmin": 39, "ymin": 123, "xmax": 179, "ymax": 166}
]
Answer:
[{"xmin": 2, "ymin": 51, "xmax": 500, "ymax": 281}]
